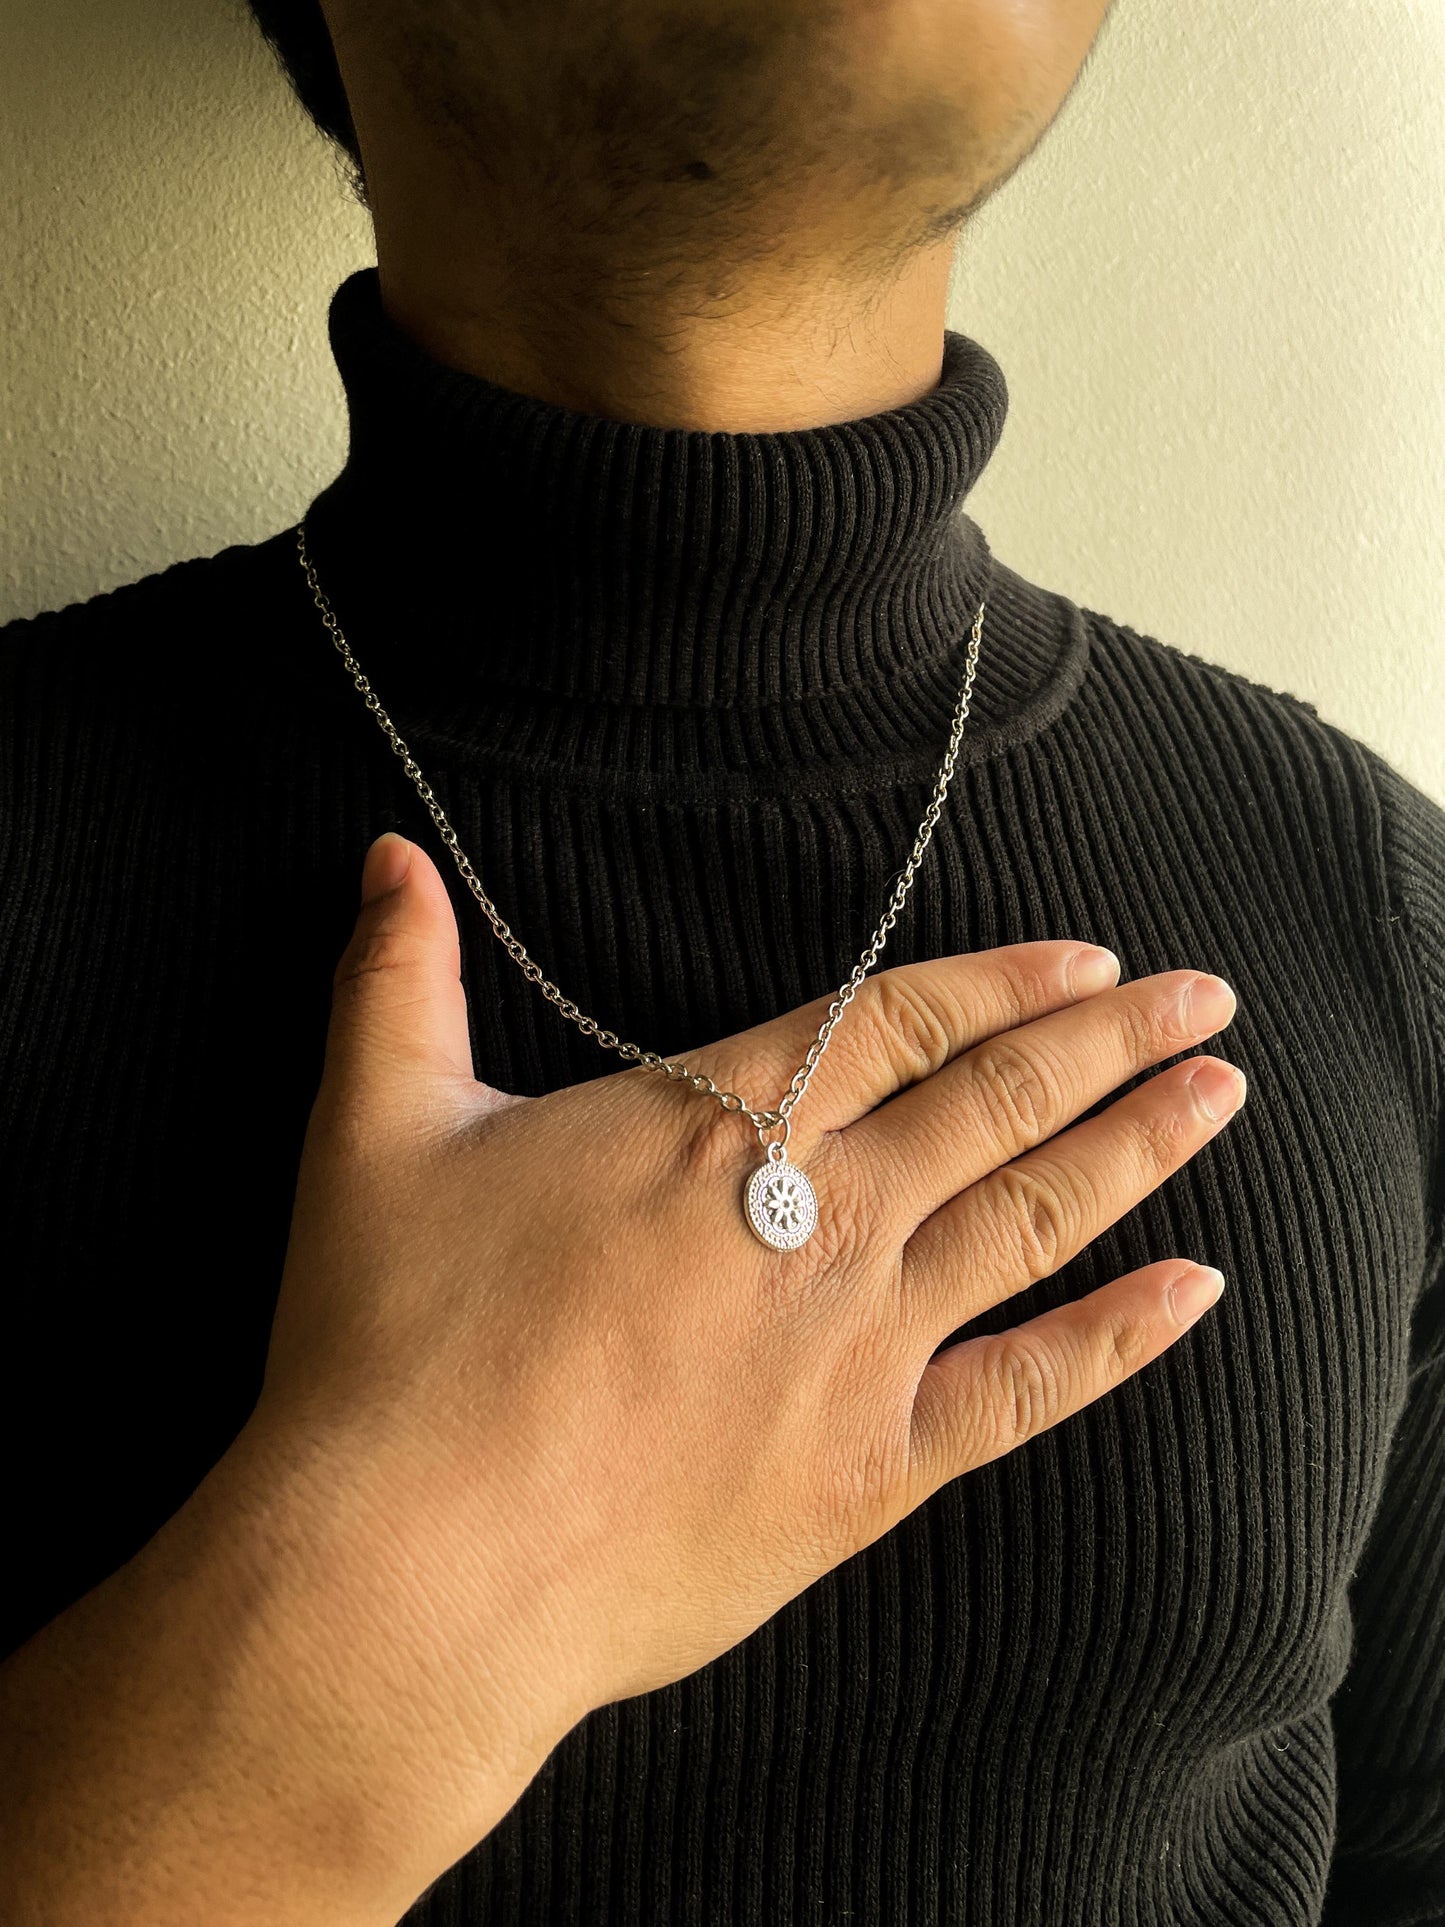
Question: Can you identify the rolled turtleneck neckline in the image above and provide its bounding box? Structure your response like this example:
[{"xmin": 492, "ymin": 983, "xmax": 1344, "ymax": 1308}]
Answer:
[{"xmin": 299, "ymin": 266, "xmax": 1087, "ymax": 767}]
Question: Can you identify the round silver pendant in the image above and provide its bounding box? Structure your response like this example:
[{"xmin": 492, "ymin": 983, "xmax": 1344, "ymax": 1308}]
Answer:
[{"xmin": 744, "ymin": 1156, "xmax": 819, "ymax": 1251}]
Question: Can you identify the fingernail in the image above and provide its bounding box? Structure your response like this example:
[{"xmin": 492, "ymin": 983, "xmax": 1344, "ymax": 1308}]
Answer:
[
  {"xmin": 1187, "ymin": 1060, "xmax": 1247, "ymax": 1122},
  {"xmin": 361, "ymin": 832, "xmax": 412, "ymax": 904},
  {"xmin": 1184, "ymin": 975, "xmax": 1236, "ymax": 1031},
  {"xmin": 1169, "ymin": 1264, "xmax": 1226, "ymax": 1326},
  {"xmin": 1071, "ymin": 947, "xmax": 1121, "ymax": 996}
]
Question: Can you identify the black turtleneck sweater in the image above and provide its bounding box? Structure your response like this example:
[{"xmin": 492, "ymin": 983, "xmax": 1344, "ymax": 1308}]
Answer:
[{"xmin": 3, "ymin": 269, "xmax": 1443, "ymax": 1927}]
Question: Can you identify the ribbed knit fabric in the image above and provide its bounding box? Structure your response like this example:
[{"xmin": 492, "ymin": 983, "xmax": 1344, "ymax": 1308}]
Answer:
[{"xmin": 2, "ymin": 266, "xmax": 1442, "ymax": 1926}]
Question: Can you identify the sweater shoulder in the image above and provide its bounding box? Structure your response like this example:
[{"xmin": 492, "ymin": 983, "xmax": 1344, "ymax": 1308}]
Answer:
[
  {"xmin": 1350, "ymin": 735, "xmax": 1445, "ymax": 1272},
  {"xmin": 0, "ymin": 531, "xmax": 300, "ymax": 705},
  {"xmin": 1076, "ymin": 596, "xmax": 1439, "ymax": 852},
  {"xmin": 1078, "ymin": 600, "xmax": 1445, "ymax": 1239},
  {"xmin": 1074, "ymin": 596, "xmax": 1345, "ymax": 743},
  {"xmin": 1350, "ymin": 737, "xmax": 1445, "ymax": 1016},
  {"xmin": 1093, "ymin": 609, "xmax": 1445, "ymax": 1018}
]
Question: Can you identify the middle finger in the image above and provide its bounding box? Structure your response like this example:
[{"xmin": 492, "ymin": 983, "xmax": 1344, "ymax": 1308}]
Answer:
[{"xmin": 844, "ymin": 968, "xmax": 1238, "ymax": 1237}]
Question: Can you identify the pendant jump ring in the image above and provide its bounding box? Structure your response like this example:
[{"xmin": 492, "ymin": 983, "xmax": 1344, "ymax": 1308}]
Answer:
[{"xmin": 757, "ymin": 1111, "xmax": 791, "ymax": 1161}]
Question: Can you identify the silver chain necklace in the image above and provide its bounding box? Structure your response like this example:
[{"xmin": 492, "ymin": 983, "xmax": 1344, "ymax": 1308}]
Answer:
[{"xmin": 296, "ymin": 519, "xmax": 986, "ymax": 1252}]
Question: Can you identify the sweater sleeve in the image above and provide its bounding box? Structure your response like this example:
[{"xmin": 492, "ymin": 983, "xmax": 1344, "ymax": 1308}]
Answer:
[{"xmin": 1320, "ymin": 744, "xmax": 1445, "ymax": 1927}]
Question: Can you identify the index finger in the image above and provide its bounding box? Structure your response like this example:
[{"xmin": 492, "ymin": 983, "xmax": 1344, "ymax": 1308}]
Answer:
[{"xmin": 671, "ymin": 941, "xmax": 1122, "ymax": 1151}]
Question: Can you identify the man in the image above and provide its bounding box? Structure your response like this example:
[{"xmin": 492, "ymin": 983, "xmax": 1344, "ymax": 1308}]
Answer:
[{"xmin": 1, "ymin": 1, "xmax": 1441, "ymax": 1921}]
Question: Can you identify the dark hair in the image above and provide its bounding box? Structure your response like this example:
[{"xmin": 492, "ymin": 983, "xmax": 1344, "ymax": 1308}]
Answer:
[
  {"xmin": 245, "ymin": 0, "xmax": 369, "ymax": 204},
  {"xmin": 240, "ymin": 0, "xmax": 968, "ymax": 296}
]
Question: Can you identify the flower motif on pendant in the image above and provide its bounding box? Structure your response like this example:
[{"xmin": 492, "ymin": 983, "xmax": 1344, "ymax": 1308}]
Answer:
[{"xmin": 744, "ymin": 1158, "xmax": 819, "ymax": 1251}]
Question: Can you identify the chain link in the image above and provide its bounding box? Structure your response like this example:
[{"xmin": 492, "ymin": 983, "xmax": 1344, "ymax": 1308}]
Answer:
[{"xmin": 296, "ymin": 520, "xmax": 985, "ymax": 1157}]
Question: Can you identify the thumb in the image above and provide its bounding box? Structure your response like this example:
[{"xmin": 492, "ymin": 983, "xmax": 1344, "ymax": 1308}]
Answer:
[{"xmin": 322, "ymin": 831, "xmax": 478, "ymax": 1105}]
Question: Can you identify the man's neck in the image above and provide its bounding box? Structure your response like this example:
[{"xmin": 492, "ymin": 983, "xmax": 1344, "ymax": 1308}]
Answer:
[{"xmin": 369, "ymin": 232, "xmax": 958, "ymax": 433}]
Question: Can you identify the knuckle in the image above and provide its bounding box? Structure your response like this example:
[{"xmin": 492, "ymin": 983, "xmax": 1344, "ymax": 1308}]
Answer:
[
  {"xmin": 993, "ymin": 948, "xmax": 1059, "ymax": 1026},
  {"xmin": 1131, "ymin": 1082, "xmax": 1195, "ymax": 1172},
  {"xmin": 797, "ymin": 1133, "xmax": 877, "ymax": 1274},
  {"xmin": 981, "ymin": 1338, "xmax": 1063, "ymax": 1450},
  {"xmin": 1115, "ymin": 986, "xmax": 1164, "ymax": 1061},
  {"xmin": 333, "ymin": 924, "xmax": 424, "ymax": 994},
  {"xmin": 1156, "ymin": 970, "xmax": 1205, "ymax": 1045},
  {"xmin": 1102, "ymin": 1312, "xmax": 1154, "ymax": 1380},
  {"xmin": 309, "ymin": 1078, "xmax": 374, "ymax": 1160},
  {"xmin": 819, "ymin": 1407, "xmax": 908, "ymax": 1553},
  {"xmin": 671, "ymin": 1092, "xmax": 750, "ymax": 1188},
  {"xmin": 968, "ymin": 1037, "xmax": 1053, "ymax": 1147},
  {"xmin": 995, "ymin": 1160, "xmax": 1077, "ymax": 1282},
  {"xmin": 672, "ymin": 1115, "xmax": 875, "ymax": 1274},
  {"xmin": 863, "ymin": 968, "xmax": 958, "ymax": 1088}
]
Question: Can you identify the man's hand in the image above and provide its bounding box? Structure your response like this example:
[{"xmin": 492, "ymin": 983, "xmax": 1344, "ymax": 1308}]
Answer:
[{"xmin": 0, "ymin": 830, "xmax": 1242, "ymax": 1923}]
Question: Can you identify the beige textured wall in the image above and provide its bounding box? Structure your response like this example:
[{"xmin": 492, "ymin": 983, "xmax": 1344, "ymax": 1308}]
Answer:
[{"xmin": 5, "ymin": 0, "xmax": 1443, "ymax": 801}]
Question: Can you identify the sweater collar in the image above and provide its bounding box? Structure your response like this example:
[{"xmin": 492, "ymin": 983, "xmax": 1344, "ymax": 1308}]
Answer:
[{"xmin": 301, "ymin": 267, "xmax": 1008, "ymax": 712}]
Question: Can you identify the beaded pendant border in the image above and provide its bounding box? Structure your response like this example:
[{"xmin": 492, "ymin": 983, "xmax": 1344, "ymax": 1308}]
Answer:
[{"xmin": 744, "ymin": 1155, "xmax": 819, "ymax": 1251}]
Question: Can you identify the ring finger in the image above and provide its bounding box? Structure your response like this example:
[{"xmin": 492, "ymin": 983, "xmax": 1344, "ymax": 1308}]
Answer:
[{"xmin": 900, "ymin": 1051, "xmax": 1247, "ymax": 1346}]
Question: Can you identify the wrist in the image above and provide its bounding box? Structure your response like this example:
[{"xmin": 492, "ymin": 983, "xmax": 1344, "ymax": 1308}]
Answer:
[
  {"xmin": 199, "ymin": 1409, "xmax": 589, "ymax": 1909},
  {"xmin": 0, "ymin": 1410, "xmax": 582, "ymax": 1926}
]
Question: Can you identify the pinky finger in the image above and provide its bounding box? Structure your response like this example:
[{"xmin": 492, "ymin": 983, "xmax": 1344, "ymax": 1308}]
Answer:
[{"xmin": 904, "ymin": 1259, "xmax": 1225, "ymax": 1509}]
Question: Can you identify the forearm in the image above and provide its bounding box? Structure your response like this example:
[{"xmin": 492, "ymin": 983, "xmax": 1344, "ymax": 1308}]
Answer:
[{"xmin": 0, "ymin": 1416, "xmax": 577, "ymax": 1926}]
